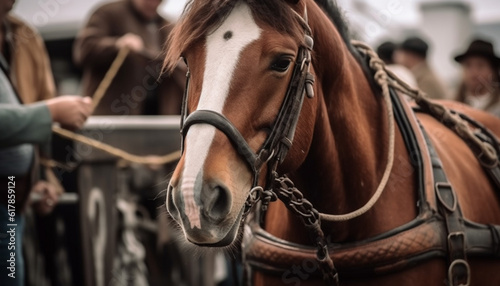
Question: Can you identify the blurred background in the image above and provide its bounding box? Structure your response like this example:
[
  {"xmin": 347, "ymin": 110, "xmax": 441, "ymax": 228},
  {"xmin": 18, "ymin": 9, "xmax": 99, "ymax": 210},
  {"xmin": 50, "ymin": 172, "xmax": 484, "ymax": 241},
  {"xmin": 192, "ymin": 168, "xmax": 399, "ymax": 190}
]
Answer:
[{"xmin": 12, "ymin": 0, "xmax": 500, "ymax": 98}]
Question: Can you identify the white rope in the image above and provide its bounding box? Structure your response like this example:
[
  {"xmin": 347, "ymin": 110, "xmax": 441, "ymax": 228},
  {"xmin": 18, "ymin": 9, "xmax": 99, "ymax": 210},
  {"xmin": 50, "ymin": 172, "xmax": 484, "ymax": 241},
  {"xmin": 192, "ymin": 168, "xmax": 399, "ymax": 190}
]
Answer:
[{"xmin": 319, "ymin": 40, "xmax": 395, "ymax": 222}]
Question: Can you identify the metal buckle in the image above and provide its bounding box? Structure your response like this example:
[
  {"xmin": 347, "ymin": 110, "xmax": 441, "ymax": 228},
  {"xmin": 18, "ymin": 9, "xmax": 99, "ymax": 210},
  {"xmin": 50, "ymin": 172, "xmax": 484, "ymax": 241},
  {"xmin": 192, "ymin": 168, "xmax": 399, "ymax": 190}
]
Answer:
[
  {"xmin": 436, "ymin": 182, "xmax": 457, "ymax": 212},
  {"xmin": 447, "ymin": 232, "xmax": 466, "ymax": 254},
  {"xmin": 476, "ymin": 142, "xmax": 499, "ymax": 168},
  {"xmin": 448, "ymin": 259, "xmax": 470, "ymax": 286}
]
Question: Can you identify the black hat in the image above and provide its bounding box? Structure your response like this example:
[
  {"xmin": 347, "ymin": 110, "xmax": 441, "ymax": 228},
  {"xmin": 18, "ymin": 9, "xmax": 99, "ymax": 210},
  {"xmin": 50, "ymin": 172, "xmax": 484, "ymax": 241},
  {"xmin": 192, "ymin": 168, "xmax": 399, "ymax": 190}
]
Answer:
[
  {"xmin": 454, "ymin": 39, "xmax": 500, "ymax": 66},
  {"xmin": 377, "ymin": 41, "xmax": 396, "ymax": 64},
  {"xmin": 400, "ymin": 37, "xmax": 429, "ymax": 58}
]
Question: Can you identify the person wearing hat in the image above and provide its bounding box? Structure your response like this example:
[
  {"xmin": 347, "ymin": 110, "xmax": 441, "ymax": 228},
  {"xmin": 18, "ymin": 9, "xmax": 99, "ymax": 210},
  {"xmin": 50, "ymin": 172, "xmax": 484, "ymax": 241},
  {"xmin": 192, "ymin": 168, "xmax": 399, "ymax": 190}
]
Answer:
[
  {"xmin": 376, "ymin": 41, "xmax": 417, "ymax": 92},
  {"xmin": 395, "ymin": 36, "xmax": 448, "ymax": 99},
  {"xmin": 454, "ymin": 39, "xmax": 500, "ymax": 117}
]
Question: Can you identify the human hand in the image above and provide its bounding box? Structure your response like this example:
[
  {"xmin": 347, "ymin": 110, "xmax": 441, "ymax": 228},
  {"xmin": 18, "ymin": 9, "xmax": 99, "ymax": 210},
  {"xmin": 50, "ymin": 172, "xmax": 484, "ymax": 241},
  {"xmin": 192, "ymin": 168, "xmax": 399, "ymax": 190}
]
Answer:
[
  {"xmin": 46, "ymin": 96, "xmax": 93, "ymax": 130},
  {"xmin": 116, "ymin": 33, "xmax": 144, "ymax": 52},
  {"xmin": 31, "ymin": 181, "xmax": 60, "ymax": 215}
]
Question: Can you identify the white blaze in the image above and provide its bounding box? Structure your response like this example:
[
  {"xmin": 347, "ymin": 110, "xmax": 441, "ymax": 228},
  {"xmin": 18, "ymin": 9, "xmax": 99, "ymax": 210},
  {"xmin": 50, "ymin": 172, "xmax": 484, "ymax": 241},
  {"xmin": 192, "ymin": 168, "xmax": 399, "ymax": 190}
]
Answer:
[{"xmin": 181, "ymin": 1, "xmax": 261, "ymax": 229}]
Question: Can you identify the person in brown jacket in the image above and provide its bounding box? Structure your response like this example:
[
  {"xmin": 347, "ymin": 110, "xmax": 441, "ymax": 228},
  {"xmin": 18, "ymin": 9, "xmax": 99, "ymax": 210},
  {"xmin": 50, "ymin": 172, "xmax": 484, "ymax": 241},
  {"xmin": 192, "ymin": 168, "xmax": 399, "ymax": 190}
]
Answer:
[
  {"xmin": 1, "ymin": 4, "xmax": 56, "ymax": 104},
  {"xmin": 395, "ymin": 36, "xmax": 448, "ymax": 100},
  {"xmin": 73, "ymin": 0, "xmax": 185, "ymax": 115}
]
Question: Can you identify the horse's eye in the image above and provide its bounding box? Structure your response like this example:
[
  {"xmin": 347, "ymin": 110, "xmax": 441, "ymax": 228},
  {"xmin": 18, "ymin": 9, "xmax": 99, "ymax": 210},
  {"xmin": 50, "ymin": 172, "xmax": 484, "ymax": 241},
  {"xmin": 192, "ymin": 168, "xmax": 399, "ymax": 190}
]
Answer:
[{"xmin": 271, "ymin": 58, "xmax": 292, "ymax": 72}]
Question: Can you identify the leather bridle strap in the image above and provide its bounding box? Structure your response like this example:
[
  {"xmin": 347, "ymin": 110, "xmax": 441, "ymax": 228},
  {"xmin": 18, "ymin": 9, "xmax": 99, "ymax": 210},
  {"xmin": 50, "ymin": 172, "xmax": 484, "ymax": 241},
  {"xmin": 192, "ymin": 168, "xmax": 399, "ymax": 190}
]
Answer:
[
  {"xmin": 260, "ymin": 35, "xmax": 314, "ymax": 164},
  {"xmin": 181, "ymin": 110, "xmax": 265, "ymax": 175}
]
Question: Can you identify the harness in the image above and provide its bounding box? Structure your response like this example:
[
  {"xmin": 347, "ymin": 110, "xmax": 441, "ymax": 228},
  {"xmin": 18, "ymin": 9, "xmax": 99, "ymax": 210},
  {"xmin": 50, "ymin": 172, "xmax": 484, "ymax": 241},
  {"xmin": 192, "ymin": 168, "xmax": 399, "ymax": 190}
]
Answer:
[
  {"xmin": 177, "ymin": 6, "xmax": 500, "ymax": 286},
  {"xmin": 242, "ymin": 87, "xmax": 500, "ymax": 286}
]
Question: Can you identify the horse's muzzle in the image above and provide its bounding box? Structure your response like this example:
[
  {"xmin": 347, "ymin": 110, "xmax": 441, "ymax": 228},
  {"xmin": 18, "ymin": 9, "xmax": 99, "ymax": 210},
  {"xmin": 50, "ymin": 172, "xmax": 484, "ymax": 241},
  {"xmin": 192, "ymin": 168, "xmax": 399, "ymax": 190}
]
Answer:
[{"xmin": 166, "ymin": 179, "xmax": 238, "ymax": 246}]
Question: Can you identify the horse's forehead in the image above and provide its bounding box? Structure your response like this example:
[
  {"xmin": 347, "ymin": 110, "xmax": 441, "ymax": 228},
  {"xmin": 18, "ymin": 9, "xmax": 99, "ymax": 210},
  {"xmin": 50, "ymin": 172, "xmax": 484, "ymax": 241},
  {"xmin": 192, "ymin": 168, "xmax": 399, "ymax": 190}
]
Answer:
[{"xmin": 195, "ymin": 1, "xmax": 262, "ymax": 112}]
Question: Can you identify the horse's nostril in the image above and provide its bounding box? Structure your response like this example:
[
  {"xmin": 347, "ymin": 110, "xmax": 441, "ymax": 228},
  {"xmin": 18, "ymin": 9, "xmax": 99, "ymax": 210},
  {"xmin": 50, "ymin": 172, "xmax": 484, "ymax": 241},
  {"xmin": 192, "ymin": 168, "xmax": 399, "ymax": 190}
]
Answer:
[
  {"xmin": 203, "ymin": 183, "xmax": 231, "ymax": 221},
  {"xmin": 212, "ymin": 185, "xmax": 230, "ymax": 218}
]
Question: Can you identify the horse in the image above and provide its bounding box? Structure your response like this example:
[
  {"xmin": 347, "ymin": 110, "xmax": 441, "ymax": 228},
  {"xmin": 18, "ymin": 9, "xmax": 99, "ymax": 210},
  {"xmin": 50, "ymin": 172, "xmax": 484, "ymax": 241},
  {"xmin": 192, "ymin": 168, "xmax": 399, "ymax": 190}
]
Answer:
[{"xmin": 162, "ymin": 0, "xmax": 500, "ymax": 285}]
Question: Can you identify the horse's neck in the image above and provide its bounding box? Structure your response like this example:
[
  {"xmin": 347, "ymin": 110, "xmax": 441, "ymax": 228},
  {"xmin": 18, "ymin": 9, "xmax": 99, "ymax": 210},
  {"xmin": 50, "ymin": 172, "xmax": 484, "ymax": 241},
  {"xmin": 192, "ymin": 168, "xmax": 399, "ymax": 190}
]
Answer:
[{"xmin": 287, "ymin": 2, "xmax": 417, "ymax": 243}]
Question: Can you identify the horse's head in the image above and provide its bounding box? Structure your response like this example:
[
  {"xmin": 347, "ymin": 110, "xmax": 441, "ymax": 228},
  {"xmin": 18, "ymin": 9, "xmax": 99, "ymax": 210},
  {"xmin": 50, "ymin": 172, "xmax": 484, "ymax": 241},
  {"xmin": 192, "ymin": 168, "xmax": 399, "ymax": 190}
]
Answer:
[{"xmin": 163, "ymin": 0, "xmax": 317, "ymax": 247}]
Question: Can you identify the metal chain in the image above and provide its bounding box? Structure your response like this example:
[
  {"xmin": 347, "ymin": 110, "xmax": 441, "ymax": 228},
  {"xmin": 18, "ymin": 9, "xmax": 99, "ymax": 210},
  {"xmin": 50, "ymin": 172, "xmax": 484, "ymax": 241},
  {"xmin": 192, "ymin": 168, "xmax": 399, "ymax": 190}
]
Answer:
[
  {"xmin": 274, "ymin": 175, "xmax": 339, "ymax": 286},
  {"xmin": 260, "ymin": 188, "xmax": 278, "ymax": 212},
  {"xmin": 243, "ymin": 186, "xmax": 263, "ymax": 217}
]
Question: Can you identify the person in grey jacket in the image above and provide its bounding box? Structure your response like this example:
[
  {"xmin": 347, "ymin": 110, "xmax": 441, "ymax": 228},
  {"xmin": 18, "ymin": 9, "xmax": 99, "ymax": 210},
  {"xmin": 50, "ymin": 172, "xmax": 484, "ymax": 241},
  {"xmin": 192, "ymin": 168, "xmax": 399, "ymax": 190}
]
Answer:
[
  {"xmin": 0, "ymin": 67, "xmax": 92, "ymax": 286},
  {"xmin": 0, "ymin": 96, "xmax": 92, "ymax": 148}
]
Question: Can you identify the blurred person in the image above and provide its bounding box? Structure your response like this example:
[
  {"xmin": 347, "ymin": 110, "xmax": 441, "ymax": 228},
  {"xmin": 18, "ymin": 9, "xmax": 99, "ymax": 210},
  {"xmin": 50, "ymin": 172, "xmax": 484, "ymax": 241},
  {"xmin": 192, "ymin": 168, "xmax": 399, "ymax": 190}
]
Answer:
[
  {"xmin": 0, "ymin": 66, "xmax": 93, "ymax": 286},
  {"xmin": 1, "ymin": 0, "xmax": 87, "ymax": 208},
  {"xmin": 1, "ymin": 0, "xmax": 66, "ymax": 209},
  {"xmin": 1, "ymin": 1, "xmax": 93, "ymax": 285},
  {"xmin": 395, "ymin": 36, "xmax": 448, "ymax": 99},
  {"xmin": 376, "ymin": 41, "xmax": 417, "ymax": 90},
  {"xmin": 0, "ymin": 0, "xmax": 56, "ymax": 103},
  {"xmin": 74, "ymin": 0, "xmax": 185, "ymax": 115},
  {"xmin": 454, "ymin": 39, "xmax": 500, "ymax": 117},
  {"xmin": 1, "ymin": 0, "xmax": 92, "ymax": 212}
]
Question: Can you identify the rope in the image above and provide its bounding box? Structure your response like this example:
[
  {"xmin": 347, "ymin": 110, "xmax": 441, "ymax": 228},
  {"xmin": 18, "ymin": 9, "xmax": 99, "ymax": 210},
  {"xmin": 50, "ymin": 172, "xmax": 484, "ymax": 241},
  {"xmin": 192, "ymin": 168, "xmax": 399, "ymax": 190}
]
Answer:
[
  {"xmin": 40, "ymin": 158, "xmax": 77, "ymax": 171},
  {"xmin": 321, "ymin": 40, "xmax": 498, "ymax": 222},
  {"xmin": 53, "ymin": 126, "xmax": 181, "ymax": 165},
  {"xmin": 362, "ymin": 41, "xmax": 497, "ymax": 167},
  {"xmin": 319, "ymin": 41, "xmax": 395, "ymax": 222},
  {"xmin": 384, "ymin": 62, "xmax": 498, "ymax": 167},
  {"xmin": 46, "ymin": 46, "xmax": 181, "ymax": 167},
  {"xmin": 91, "ymin": 47, "xmax": 130, "ymax": 109}
]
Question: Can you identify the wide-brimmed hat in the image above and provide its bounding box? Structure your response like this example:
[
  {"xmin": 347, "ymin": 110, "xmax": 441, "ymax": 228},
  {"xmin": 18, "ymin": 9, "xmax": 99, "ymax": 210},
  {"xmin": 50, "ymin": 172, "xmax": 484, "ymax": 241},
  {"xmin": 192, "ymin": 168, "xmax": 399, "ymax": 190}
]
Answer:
[
  {"xmin": 399, "ymin": 37, "xmax": 429, "ymax": 58},
  {"xmin": 454, "ymin": 39, "xmax": 500, "ymax": 66}
]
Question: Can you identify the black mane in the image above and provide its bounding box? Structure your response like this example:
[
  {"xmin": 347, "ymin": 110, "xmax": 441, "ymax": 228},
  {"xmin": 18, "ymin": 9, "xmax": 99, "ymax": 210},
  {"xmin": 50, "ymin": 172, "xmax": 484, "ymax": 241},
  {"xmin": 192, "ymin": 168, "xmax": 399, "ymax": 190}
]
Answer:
[
  {"xmin": 314, "ymin": 0, "xmax": 352, "ymax": 48},
  {"xmin": 314, "ymin": 0, "xmax": 379, "ymax": 92}
]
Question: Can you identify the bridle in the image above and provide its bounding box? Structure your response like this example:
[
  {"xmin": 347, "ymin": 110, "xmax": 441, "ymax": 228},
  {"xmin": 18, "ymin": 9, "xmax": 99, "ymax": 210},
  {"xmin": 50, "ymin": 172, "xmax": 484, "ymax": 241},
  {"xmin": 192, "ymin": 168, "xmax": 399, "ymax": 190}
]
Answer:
[{"xmin": 179, "ymin": 9, "xmax": 315, "ymax": 199}]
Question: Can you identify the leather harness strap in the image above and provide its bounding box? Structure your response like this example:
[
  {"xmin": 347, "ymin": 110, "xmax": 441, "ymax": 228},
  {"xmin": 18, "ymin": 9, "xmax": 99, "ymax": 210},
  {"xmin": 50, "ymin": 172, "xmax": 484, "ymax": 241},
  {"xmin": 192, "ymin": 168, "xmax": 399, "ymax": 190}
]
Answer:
[
  {"xmin": 244, "ymin": 212, "xmax": 500, "ymax": 279},
  {"xmin": 417, "ymin": 107, "xmax": 500, "ymax": 285},
  {"xmin": 421, "ymin": 127, "xmax": 470, "ymax": 286}
]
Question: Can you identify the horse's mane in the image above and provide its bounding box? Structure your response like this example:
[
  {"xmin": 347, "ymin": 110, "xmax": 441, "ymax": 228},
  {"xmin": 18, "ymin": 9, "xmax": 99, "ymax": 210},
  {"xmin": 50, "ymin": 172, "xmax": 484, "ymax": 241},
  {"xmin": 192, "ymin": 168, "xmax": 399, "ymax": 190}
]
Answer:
[
  {"xmin": 314, "ymin": 0, "xmax": 379, "ymax": 93},
  {"xmin": 314, "ymin": 0, "xmax": 353, "ymax": 50}
]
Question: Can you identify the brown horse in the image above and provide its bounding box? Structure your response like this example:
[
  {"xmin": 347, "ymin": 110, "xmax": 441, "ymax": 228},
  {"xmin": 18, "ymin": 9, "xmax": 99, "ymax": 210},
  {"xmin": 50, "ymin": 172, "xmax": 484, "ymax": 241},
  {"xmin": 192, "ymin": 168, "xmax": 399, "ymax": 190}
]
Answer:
[{"xmin": 163, "ymin": 0, "xmax": 500, "ymax": 285}]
